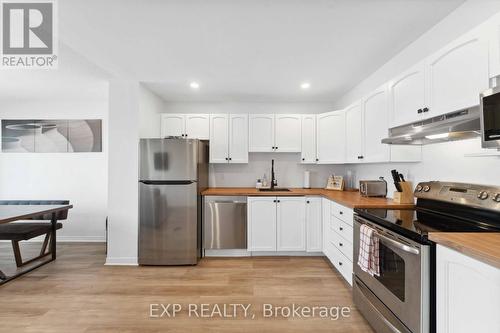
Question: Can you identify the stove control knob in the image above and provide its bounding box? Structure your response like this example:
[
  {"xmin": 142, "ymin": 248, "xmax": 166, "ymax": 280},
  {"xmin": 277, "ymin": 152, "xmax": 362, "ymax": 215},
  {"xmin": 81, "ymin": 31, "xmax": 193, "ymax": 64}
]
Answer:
[
  {"xmin": 478, "ymin": 191, "xmax": 489, "ymax": 200},
  {"xmin": 493, "ymin": 193, "xmax": 500, "ymax": 203},
  {"xmin": 423, "ymin": 185, "xmax": 430, "ymax": 192},
  {"xmin": 416, "ymin": 185, "xmax": 423, "ymax": 192}
]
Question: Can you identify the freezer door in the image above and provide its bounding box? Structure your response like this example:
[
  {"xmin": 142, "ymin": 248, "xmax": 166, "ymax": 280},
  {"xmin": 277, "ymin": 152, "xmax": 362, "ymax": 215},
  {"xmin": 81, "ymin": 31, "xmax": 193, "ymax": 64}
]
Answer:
[
  {"xmin": 139, "ymin": 138, "xmax": 198, "ymax": 181},
  {"xmin": 139, "ymin": 181, "xmax": 199, "ymax": 265}
]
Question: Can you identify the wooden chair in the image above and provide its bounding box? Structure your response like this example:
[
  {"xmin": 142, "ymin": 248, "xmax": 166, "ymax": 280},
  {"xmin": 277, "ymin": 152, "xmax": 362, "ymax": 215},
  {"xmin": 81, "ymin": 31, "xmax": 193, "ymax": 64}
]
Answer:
[{"xmin": 0, "ymin": 200, "xmax": 69, "ymax": 268}]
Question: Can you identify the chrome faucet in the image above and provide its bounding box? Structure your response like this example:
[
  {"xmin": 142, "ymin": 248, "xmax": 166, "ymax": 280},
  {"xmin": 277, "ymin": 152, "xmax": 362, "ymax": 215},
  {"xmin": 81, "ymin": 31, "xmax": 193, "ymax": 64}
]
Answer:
[{"xmin": 270, "ymin": 159, "xmax": 277, "ymax": 189}]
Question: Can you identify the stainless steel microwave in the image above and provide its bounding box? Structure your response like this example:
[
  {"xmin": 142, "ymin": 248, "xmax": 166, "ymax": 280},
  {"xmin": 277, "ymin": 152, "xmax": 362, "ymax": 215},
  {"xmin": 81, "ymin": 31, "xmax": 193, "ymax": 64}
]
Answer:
[{"xmin": 480, "ymin": 86, "xmax": 500, "ymax": 149}]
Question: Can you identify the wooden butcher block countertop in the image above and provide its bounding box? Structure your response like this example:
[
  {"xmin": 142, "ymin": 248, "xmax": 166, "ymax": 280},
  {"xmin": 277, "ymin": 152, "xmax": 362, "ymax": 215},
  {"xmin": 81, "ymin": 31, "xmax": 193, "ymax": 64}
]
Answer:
[
  {"xmin": 201, "ymin": 187, "xmax": 415, "ymax": 209},
  {"xmin": 429, "ymin": 233, "xmax": 500, "ymax": 269}
]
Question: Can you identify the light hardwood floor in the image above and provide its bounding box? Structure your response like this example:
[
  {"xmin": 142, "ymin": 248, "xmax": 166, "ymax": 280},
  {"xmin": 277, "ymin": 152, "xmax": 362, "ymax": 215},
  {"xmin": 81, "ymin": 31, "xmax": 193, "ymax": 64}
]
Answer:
[{"xmin": 0, "ymin": 243, "xmax": 374, "ymax": 333}]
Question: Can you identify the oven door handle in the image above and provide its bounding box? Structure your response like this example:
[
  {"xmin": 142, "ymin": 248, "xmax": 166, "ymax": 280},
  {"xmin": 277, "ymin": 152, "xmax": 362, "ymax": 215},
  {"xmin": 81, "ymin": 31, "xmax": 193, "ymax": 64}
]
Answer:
[{"xmin": 373, "ymin": 232, "xmax": 420, "ymax": 255}]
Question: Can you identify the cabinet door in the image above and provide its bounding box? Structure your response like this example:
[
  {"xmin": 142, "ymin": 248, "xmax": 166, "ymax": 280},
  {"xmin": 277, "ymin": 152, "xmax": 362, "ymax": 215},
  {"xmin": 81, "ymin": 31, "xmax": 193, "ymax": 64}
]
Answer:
[
  {"xmin": 249, "ymin": 114, "xmax": 275, "ymax": 152},
  {"xmin": 426, "ymin": 35, "xmax": 489, "ymax": 117},
  {"xmin": 277, "ymin": 197, "xmax": 306, "ymax": 251},
  {"xmin": 305, "ymin": 197, "xmax": 322, "ymax": 252},
  {"xmin": 321, "ymin": 198, "xmax": 331, "ymax": 253},
  {"xmin": 228, "ymin": 114, "xmax": 248, "ymax": 163},
  {"xmin": 316, "ymin": 111, "xmax": 346, "ymax": 164},
  {"xmin": 275, "ymin": 114, "xmax": 301, "ymax": 152},
  {"xmin": 345, "ymin": 102, "xmax": 363, "ymax": 163},
  {"xmin": 301, "ymin": 115, "xmax": 317, "ymax": 163},
  {"xmin": 362, "ymin": 86, "xmax": 390, "ymax": 163},
  {"xmin": 209, "ymin": 114, "xmax": 229, "ymax": 163},
  {"xmin": 389, "ymin": 62, "xmax": 426, "ymax": 127},
  {"xmin": 436, "ymin": 245, "xmax": 500, "ymax": 333},
  {"xmin": 160, "ymin": 114, "xmax": 185, "ymax": 138},
  {"xmin": 185, "ymin": 114, "xmax": 209, "ymax": 139},
  {"xmin": 247, "ymin": 197, "xmax": 277, "ymax": 251}
]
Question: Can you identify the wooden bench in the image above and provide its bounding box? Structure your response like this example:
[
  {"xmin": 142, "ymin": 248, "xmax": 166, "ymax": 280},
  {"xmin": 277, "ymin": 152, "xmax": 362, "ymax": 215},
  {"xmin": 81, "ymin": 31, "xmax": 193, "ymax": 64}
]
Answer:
[{"xmin": 0, "ymin": 200, "xmax": 69, "ymax": 270}]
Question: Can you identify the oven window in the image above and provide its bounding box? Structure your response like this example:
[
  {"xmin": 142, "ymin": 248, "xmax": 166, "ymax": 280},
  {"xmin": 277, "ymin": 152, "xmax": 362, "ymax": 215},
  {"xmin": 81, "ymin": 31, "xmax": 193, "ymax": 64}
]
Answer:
[{"xmin": 375, "ymin": 242, "xmax": 405, "ymax": 302}]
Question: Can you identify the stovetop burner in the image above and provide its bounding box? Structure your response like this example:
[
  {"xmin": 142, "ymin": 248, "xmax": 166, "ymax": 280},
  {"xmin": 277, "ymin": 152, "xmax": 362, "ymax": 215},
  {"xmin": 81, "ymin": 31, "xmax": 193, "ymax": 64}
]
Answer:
[{"xmin": 355, "ymin": 181, "xmax": 500, "ymax": 244}]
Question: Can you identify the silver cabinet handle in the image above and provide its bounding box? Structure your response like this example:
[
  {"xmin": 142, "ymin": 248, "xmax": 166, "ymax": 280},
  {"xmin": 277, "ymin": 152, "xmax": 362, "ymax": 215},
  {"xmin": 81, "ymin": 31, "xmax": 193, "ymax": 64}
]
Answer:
[{"xmin": 373, "ymin": 232, "xmax": 419, "ymax": 255}]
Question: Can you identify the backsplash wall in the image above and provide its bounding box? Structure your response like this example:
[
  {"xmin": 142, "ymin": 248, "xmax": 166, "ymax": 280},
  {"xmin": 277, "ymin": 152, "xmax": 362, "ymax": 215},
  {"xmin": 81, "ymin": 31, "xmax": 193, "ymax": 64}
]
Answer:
[{"xmin": 209, "ymin": 153, "xmax": 345, "ymax": 188}]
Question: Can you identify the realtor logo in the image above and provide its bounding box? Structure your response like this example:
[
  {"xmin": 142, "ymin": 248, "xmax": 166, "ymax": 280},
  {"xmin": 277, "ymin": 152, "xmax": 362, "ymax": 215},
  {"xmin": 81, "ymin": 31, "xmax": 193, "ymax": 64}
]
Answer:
[{"xmin": 1, "ymin": 0, "xmax": 58, "ymax": 68}]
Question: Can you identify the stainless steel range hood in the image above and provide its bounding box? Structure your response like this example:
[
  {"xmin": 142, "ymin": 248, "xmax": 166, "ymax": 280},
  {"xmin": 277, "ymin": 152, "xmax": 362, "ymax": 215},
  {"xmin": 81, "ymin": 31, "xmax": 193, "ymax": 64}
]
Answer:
[{"xmin": 382, "ymin": 107, "xmax": 480, "ymax": 145}]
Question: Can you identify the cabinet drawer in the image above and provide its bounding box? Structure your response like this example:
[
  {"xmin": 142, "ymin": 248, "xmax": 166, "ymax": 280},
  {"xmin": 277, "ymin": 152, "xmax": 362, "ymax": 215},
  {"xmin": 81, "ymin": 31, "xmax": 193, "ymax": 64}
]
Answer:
[
  {"xmin": 330, "ymin": 232, "xmax": 353, "ymax": 262},
  {"xmin": 331, "ymin": 202, "xmax": 354, "ymax": 226},
  {"xmin": 330, "ymin": 245, "xmax": 353, "ymax": 286},
  {"xmin": 337, "ymin": 219, "xmax": 353, "ymax": 244}
]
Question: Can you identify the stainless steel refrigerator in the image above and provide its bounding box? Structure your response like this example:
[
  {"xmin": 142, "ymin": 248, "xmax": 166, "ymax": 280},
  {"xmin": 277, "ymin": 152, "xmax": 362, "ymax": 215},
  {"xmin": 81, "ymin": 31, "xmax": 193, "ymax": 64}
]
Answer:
[{"xmin": 138, "ymin": 138, "xmax": 208, "ymax": 265}]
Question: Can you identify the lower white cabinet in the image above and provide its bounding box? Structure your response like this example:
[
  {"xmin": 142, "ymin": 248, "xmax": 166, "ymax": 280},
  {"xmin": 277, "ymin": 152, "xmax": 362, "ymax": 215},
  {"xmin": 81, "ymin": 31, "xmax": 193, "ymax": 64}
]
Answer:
[
  {"xmin": 248, "ymin": 196, "xmax": 316, "ymax": 252},
  {"xmin": 305, "ymin": 197, "xmax": 322, "ymax": 252},
  {"xmin": 277, "ymin": 197, "xmax": 306, "ymax": 251},
  {"xmin": 436, "ymin": 245, "xmax": 500, "ymax": 333},
  {"xmin": 247, "ymin": 197, "xmax": 277, "ymax": 251}
]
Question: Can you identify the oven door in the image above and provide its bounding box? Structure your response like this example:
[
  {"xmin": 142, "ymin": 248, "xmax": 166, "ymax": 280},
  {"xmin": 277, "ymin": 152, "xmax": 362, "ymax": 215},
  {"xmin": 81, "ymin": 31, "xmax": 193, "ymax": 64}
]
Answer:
[{"xmin": 353, "ymin": 215, "xmax": 429, "ymax": 333}]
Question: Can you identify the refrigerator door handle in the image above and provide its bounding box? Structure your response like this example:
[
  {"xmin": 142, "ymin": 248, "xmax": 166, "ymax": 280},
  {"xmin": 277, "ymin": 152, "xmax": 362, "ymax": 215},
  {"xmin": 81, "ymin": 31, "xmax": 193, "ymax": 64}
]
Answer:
[{"xmin": 139, "ymin": 180, "xmax": 196, "ymax": 185}]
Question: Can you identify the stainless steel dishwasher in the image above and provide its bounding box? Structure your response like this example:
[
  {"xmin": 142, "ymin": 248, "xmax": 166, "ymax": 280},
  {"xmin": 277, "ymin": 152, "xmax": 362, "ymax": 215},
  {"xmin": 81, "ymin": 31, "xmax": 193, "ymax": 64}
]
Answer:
[{"xmin": 203, "ymin": 196, "xmax": 247, "ymax": 249}]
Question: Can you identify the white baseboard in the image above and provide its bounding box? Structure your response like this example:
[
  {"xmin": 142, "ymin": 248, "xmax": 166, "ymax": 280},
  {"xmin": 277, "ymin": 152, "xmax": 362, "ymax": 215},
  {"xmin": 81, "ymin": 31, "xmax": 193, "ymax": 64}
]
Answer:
[
  {"xmin": 203, "ymin": 249, "xmax": 324, "ymax": 257},
  {"xmin": 204, "ymin": 249, "xmax": 251, "ymax": 257},
  {"xmin": 105, "ymin": 257, "xmax": 138, "ymax": 266}
]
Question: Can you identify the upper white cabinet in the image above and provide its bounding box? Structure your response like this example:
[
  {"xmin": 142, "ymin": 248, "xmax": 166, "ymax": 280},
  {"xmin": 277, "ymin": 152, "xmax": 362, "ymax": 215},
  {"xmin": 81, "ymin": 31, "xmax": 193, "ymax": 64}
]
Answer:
[
  {"xmin": 160, "ymin": 114, "xmax": 209, "ymax": 139},
  {"xmin": 362, "ymin": 85, "xmax": 391, "ymax": 163},
  {"xmin": 185, "ymin": 114, "xmax": 210, "ymax": 139},
  {"xmin": 275, "ymin": 114, "xmax": 302, "ymax": 152},
  {"xmin": 209, "ymin": 114, "xmax": 248, "ymax": 163},
  {"xmin": 160, "ymin": 114, "xmax": 185, "ymax": 138},
  {"xmin": 345, "ymin": 102, "xmax": 363, "ymax": 163},
  {"xmin": 277, "ymin": 197, "xmax": 306, "ymax": 251},
  {"xmin": 436, "ymin": 245, "xmax": 500, "ymax": 333},
  {"xmin": 426, "ymin": 34, "xmax": 489, "ymax": 117},
  {"xmin": 305, "ymin": 197, "xmax": 322, "ymax": 252},
  {"xmin": 249, "ymin": 114, "xmax": 301, "ymax": 152},
  {"xmin": 301, "ymin": 115, "xmax": 317, "ymax": 163},
  {"xmin": 389, "ymin": 62, "xmax": 427, "ymax": 127},
  {"xmin": 249, "ymin": 114, "xmax": 275, "ymax": 152},
  {"xmin": 316, "ymin": 111, "xmax": 346, "ymax": 164}
]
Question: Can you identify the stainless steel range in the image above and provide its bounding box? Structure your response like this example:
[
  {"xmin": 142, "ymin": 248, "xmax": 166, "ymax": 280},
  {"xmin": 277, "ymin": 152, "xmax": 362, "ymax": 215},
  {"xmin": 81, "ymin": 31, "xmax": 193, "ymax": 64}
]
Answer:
[{"xmin": 353, "ymin": 181, "xmax": 500, "ymax": 333}]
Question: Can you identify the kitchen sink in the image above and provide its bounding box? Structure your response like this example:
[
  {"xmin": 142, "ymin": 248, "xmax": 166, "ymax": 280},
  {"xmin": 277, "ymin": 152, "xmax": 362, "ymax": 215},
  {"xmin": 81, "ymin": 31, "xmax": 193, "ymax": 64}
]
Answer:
[{"xmin": 258, "ymin": 188, "xmax": 291, "ymax": 192}]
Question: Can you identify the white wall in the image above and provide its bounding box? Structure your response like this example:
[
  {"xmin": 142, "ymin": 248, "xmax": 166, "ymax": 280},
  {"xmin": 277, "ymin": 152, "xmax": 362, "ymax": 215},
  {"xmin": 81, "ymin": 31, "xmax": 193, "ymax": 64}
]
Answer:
[
  {"xmin": 335, "ymin": 0, "xmax": 500, "ymax": 191},
  {"xmin": 139, "ymin": 83, "xmax": 165, "ymax": 138},
  {"xmin": 0, "ymin": 100, "xmax": 108, "ymax": 241},
  {"xmin": 163, "ymin": 101, "xmax": 345, "ymax": 187},
  {"xmin": 106, "ymin": 81, "xmax": 140, "ymax": 265}
]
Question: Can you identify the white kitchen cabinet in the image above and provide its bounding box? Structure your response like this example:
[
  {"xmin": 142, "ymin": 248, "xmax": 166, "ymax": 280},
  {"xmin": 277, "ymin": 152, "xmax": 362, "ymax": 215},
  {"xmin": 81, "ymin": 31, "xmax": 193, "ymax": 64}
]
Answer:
[
  {"xmin": 345, "ymin": 101, "xmax": 363, "ymax": 163},
  {"xmin": 228, "ymin": 114, "xmax": 249, "ymax": 163},
  {"xmin": 321, "ymin": 198, "xmax": 331, "ymax": 253},
  {"xmin": 249, "ymin": 114, "xmax": 275, "ymax": 152},
  {"xmin": 316, "ymin": 111, "xmax": 346, "ymax": 164},
  {"xmin": 362, "ymin": 85, "xmax": 390, "ymax": 163},
  {"xmin": 185, "ymin": 114, "xmax": 209, "ymax": 139},
  {"xmin": 389, "ymin": 62, "xmax": 427, "ymax": 127},
  {"xmin": 305, "ymin": 197, "xmax": 322, "ymax": 252},
  {"xmin": 247, "ymin": 197, "xmax": 277, "ymax": 251},
  {"xmin": 209, "ymin": 114, "xmax": 229, "ymax": 163},
  {"xmin": 277, "ymin": 197, "xmax": 306, "ymax": 251},
  {"xmin": 160, "ymin": 113, "xmax": 209, "ymax": 139},
  {"xmin": 301, "ymin": 114, "xmax": 317, "ymax": 164},
  {"xmin": 160, "ymin": 114, "xmax": 185, "ymax": 138},
  {"xmin": 436, "ymin": 245, "xmax": 500, "ymax": 333},
  {"xmin": 426, "ymin": 33, "xmax": 489, "ymax": 117},
  {"xmin": 275, "ymin": 114, "xmax": 301, "ymax": 152},
  {"xmin": 209, "ymin": 114, "xmax": 248, "ymax": 164}
]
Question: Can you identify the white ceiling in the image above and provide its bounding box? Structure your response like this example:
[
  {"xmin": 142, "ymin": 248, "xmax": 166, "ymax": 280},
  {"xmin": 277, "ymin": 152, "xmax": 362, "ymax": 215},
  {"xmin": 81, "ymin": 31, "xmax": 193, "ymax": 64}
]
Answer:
[{"xmin": 57, "ymin": 0, "xmax": 466, "ymax": 102}]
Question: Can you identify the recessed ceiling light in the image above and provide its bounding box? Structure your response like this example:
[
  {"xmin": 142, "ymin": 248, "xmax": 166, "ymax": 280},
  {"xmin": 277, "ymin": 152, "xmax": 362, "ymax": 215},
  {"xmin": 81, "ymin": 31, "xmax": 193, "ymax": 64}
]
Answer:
[
  {"xmin": 300, "ymin": 82, "xmax": 311, "ymax": 90},
  {"xmin": 189, "ymin": 81, "xmax": 200, "ymax": 89}
]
